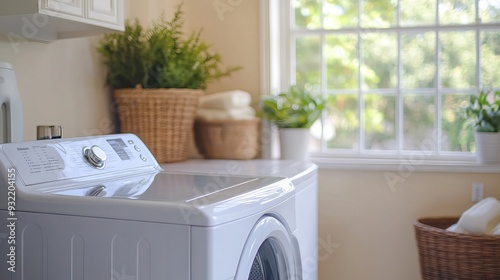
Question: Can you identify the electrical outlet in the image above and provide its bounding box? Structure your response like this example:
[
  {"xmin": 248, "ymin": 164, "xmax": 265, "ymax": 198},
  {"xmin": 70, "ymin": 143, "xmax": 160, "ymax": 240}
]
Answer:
[{"xmin": 472, "ymin": 182, "xmax": 484, "ymax": 202}]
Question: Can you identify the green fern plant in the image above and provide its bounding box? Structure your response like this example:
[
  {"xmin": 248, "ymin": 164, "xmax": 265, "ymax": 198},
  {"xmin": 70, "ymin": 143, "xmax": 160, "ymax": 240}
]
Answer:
[{"xmin": 97, "ymin": 3, "xmax": 240, "ymax": 89}]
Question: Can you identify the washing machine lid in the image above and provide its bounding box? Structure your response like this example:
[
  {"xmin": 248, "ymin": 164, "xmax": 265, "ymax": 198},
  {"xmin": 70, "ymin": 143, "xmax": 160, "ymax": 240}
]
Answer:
[
  {"xmin": 164, "ymin": 159, "xmax": 317, "ymax": 189},
  {"xmin": 15, "ymin": 172, "xmax": 294, "ymax": 226}
]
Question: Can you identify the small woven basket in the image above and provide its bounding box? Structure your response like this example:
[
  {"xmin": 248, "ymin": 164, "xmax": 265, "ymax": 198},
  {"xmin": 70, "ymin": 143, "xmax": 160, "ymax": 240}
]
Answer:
[
  {"xmin": 414, "ymin": 217, "xmax": 500, "ymax": 280},
  {"xmin": 194, "ymin": 118, "xmax": 260, "ymax": 160},
  {"xmin": 113, "ymin": 87, "xmax": 203, "ymax": 163}
]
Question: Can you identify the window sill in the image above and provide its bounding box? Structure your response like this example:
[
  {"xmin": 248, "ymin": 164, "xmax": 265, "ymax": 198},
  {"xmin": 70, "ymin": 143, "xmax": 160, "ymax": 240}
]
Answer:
[{"xmin": 311, "ymin": 156, "xmax": 500, "ymax": 173}]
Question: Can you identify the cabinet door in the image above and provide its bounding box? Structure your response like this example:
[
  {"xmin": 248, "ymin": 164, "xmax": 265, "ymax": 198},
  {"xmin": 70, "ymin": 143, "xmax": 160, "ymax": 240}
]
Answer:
[
  {"xmin": 87, "ymin": 0, "xmax": 120, "ymax": 24},
  {"xmin": 43, "ymin": 0, "xmax": 84, "ymax": 17}
]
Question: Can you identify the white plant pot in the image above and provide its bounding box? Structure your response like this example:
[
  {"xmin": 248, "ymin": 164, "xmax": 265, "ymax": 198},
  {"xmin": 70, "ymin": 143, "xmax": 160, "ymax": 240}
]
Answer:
[
  {"xmin": 279, "ymin": 128, "xmax": 310, "ymax": 160},
  {"xmin": 475, "ymin": 132, "xmax": 500, "ymax": 164}
]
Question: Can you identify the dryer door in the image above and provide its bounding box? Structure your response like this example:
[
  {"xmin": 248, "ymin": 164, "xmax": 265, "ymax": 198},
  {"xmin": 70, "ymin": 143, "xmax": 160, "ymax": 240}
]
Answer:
[{"xmin": 235, "ymin": 216, "xmax": 301, "ymax": 280}]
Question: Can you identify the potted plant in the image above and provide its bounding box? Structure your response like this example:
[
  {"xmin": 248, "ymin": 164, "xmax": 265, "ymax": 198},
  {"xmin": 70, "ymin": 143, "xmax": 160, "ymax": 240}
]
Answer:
[
  {"xmin": 465, "ymin": 89, "xmax": 500, "ymax": 163},
  {"xmin": 97, "ymin": 3, "xmax": 239, "ymax": 163},
  {"xmin": 261, "ymin": 86, "xmax": 328, "ymax": 160}
]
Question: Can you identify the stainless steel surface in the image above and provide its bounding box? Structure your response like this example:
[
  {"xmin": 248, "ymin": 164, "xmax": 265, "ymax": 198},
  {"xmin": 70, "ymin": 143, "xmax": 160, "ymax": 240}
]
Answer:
[
  {"xmin": 36, "ymin": 125, "xmax": 52, "ymax": 140},
  {"xmin": 36, "ymin": 125, "xmax": 63, "ymax": 140},
  {"xmin": 50, "ymin": 125, "xmax": 63, "ymax": 139}
]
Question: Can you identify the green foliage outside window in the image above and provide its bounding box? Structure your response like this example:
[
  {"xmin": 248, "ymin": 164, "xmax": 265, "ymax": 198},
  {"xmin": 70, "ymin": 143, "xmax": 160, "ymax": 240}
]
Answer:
[{"xmin": 292, "ymin": 0, "xmax": 500, "ymax": 152}]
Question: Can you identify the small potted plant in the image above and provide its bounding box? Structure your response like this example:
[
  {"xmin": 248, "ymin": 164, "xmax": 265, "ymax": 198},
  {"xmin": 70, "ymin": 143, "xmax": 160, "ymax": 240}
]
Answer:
[
  {"xmin": 97, "ymin": 3, "xmax": 239, "ymax": 163},
  {"xmin": 261, "ymin": 86, "xmax": 328, "ymax": 160},
  {"xmin": 465, "ymin": 88, "xmax": 500, "ymax": 163}
]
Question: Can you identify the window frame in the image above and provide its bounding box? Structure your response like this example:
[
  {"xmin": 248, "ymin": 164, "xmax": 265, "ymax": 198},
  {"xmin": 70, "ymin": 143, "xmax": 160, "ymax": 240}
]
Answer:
[{"xmin": 259, "ymin": 0, "xmax": 500, "ymax": 171}]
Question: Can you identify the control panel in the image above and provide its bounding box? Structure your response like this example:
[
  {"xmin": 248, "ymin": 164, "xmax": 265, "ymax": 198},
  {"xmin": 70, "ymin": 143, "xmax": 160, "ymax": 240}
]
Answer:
[{"xmin": 0, "ymin": 134, "xmax": 160, "ymax": 187}]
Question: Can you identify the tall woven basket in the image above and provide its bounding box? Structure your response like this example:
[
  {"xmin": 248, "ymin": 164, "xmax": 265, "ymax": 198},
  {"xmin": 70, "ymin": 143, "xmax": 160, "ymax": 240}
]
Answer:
[
  {"xmin": 113, "ymin": 87, "xmax": 203, "ymax": 163},
  {"xmin": 414, "ymin": 217, "xmax": 500, "ymax": 280}
]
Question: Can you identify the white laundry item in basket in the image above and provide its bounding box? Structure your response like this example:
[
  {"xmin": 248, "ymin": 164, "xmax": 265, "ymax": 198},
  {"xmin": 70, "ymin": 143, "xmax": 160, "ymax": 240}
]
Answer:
[
  {"xmin": 490, "ymin": 222, "xmax": 500, "ymax": 235},
  {"xmin": 198, "ymin": 90, "xmax": 251, "ymax": 109},
  {"xmin": 446, "ymin": 223, "xmax": 469, "ymax": 234},
  {"xmin": 196, "ymin": 107, "xmax": 256, "ymax": 121},
  {"xmin": 457, "ymin": 197, "xmax": 500, "ymax": 234}
]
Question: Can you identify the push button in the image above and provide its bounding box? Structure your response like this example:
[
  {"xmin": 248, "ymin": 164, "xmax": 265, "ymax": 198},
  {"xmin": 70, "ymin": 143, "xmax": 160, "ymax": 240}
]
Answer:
[
  {"xmin": 128, "ymin": 140, "xmax": 134, "ymax": 144},
  {"xmin": 140, "ymin": 155, "xmax": 147, "ymax": 161},
  {"xmin": 134, "ymin": 145, "xmax": 141, "ymax": 152}
]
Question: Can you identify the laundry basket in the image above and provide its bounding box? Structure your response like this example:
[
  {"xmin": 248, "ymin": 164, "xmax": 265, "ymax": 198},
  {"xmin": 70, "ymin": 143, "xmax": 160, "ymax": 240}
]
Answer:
[
  {"xmin": 414, "ymin": 217, "xmax": 500, "ymax": 280},
  {"xmin": 194, "ymin": 118, "xmax": 260, "ymax": 159}
]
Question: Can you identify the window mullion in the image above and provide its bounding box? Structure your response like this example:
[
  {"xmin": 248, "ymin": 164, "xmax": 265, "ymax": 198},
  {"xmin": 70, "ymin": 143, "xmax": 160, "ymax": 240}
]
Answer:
[
  {"xmin": 318, "ymin": 0, "xmax": 326, "ymax": 152},
  {"xmin": 292, "ymin": 23, "xmax": 500, "ymax": 36},
  {"xmin": 475, "ymin": 0, "xmax": 480, "ymax": 23},
  {"xmin": 436, "ymin": 0, "xmax": 440, "ymax": 25},
  {"xmin": 476, "ymin": 27, "xmax": 481, "ymax": 90},
  {"xmin": 289, "ymin": 33, "xmax": 295, "ymax": 87},
  {"xmin": 397, "ymin": 32, "xmax": 403, "ymax": 155},
  {"xmin": 357, "ymin": 0, "xmax": 364, "ymax": 153},
  {"xmin": 358, "ymin": 33, "xmax": 364, "ymax": 153},
  {"xmin": 396, "ymin": 0, "xmax": 402, "ymax": 155},
  {"xmin": 285, "ymin": 0, "xmax": 293, "ymax": 89},
  {"xmin": 436, "ymin": 29, "xmax": 442, "ymax": 156},
  {"xmin": 320, "ymin": 32, "xmax": 327, "ymax": 151},
  {"xmin": 434, "ymin": 0, "xmax": 440, "ymax": 155}
]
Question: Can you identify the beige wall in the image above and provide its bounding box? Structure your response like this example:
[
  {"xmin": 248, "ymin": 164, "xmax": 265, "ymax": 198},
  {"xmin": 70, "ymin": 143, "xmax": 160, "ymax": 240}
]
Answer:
[
  {"xmin": 0, "ymin": 0, "xmax": 258, "ymax": 140},
  {"xmin": 0, "ymin": 34, "xmax": 111, "ymax": 140},
  {"xmin": 123, "ymin": 0, "xmax": 261, "ymax": 98},
  {"xmin": 183, "ymin": 0, "xmax": 260, "ymax": 99},
  {"xmin": 0, "ymin": 1, "xmax": 136, "ymax": 140},
  {"xmin": 1, "ymin": 1, "xmax": 499, "ymax": 280}
]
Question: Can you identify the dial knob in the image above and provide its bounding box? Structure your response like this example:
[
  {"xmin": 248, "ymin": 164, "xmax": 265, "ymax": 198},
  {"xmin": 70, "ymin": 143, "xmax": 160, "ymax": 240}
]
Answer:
[{"xmin": 83, "ymin": 145, "xmax": 107, "ymax": 169}]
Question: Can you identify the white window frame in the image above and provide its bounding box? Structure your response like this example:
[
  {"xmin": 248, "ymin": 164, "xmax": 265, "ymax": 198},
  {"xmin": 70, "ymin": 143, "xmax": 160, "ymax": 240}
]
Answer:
[{"xmin": 259, "ymin": 0, "xmax": 500, "ymax": 172}]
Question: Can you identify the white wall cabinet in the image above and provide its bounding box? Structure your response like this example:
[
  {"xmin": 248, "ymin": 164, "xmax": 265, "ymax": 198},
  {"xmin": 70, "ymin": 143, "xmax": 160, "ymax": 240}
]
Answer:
[
  {"xmin": 44, "ymin": 0, "xmax": 85, "ymax": 17},
  {"xmin": 0, "ymin": 0, "xmax": 124, "ymax": 42}
]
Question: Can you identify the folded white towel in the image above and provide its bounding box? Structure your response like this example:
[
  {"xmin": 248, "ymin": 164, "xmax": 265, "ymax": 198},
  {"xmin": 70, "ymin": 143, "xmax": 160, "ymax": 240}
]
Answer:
[
  {"xmin": 196, "ymin": 107, "xmax": 256, "ymax": 121},
  {"xmin": 198, "ymin": 90, "xmax": 251, "ymax": 109},
  {"xmin": 446, "ymin": 224, "xmax": 469, "ymax": 234},
  {"xmin": 490, "ymin": 222, "xmax": 500, "ymax": 235},
  {"xmin": 457, "ymin": 197, "xmax": 500, "ymax": 234}
]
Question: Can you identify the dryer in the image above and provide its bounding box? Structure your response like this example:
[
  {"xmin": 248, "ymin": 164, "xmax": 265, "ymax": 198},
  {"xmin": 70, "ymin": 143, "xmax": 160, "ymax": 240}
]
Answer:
[{"xmin": 0, "ymin": 134, "xmax": 302, "ymax": 279}]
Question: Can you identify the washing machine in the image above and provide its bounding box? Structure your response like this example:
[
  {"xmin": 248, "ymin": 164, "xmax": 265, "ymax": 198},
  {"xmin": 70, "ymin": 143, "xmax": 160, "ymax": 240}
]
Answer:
[
  {"xmin": 0, "ymin": 134, "xmax": 302, "ymax": 280},
  {"xmin": 164, "ymin": 160, "xmax": 318, "ymax": 280}
]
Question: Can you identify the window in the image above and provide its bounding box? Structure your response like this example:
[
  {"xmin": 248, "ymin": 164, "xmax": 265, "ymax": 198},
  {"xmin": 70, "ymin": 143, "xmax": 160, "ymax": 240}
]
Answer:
[{"xmin": 262, "ymin": 0, "xmax": 500, "ymax": 161}]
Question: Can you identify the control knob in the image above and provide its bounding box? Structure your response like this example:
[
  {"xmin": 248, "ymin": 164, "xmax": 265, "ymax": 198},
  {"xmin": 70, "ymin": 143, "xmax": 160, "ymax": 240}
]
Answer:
[{"xmin": 83, "ymin": 145, "xmax": 107, "ymax": 169}]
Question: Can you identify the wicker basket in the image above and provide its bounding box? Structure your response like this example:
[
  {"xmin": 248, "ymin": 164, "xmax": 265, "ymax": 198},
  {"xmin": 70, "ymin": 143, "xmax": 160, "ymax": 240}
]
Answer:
[
  {"xmin": 113, "ymin": 87, "xmax": 203, "ymax": 163},
  {"xmin": 194, "ymin": 118, "xmax": 260, "ymax": 159},
  {"xmin": 414, "ymin": 217, "xmax": 500, "ymax": 280}
]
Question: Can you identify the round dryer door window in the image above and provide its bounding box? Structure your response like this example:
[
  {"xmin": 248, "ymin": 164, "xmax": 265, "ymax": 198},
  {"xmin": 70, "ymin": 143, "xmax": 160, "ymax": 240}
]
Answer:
[
  {"xmin": 249, "ymin": 239, "xmax": 280, "ymax": 279},
  {"xmin": 235, "ymin": 216, "xmax": 301, "ymax": 280}
]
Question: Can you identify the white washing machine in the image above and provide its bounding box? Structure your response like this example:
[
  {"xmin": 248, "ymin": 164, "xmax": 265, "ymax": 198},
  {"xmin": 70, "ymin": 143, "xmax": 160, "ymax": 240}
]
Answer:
[
  {"xmin": 164, "ymin": 160, "xmax": 318, "ymax": 280},
  {"xmin": 0, "ymin": 134, "xmax": 303, "ymax": 280}
]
